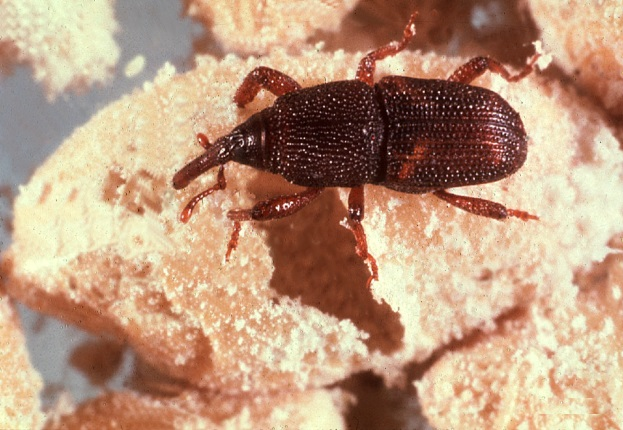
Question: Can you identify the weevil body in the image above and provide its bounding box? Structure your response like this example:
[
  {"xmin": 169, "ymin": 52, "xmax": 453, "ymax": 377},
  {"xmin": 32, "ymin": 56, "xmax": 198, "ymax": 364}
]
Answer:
[{"xmin": 173, "ymin": 12, "xmax": 539, "ymax": 287}]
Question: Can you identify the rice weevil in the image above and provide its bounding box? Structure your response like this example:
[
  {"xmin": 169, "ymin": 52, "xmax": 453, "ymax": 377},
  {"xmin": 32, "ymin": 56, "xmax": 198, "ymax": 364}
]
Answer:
[{"xmin": 173, "ymin": 11, "xmax": 540, "ymax": 287}]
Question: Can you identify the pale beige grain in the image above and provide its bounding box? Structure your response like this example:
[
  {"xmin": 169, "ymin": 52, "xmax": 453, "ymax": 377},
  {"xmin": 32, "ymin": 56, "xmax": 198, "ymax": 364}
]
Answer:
[
  {"xmin": 2, "ymin": 47, "xmax": 622, "ymax": 397},
  {"xmin": 185, "ymin": 0, "xmax": 358, "ymax": 54},
  {"xmin": 0, "ymin": 0, "xmax": 119, "ymax": 100},
  {"xmin": 0, "ymin": 287, "xmax": 44, "ymax": 429},
  {"xmin": 416, "ymin": 255, "xmax": 623, "ymax": 428},
  {"xmin": 45, "ymin": 388, "xmax": 349, "ymax": 429},
  {"xmin": 526, "ymin": 0, "xmax": 623, "ymax": 117}
]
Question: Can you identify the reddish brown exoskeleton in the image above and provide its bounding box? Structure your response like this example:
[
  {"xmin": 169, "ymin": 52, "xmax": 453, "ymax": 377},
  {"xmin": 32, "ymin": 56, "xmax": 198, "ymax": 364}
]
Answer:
[{"xmin": 173, "ymin": 12, "xmax": 539, "ymax": 287}]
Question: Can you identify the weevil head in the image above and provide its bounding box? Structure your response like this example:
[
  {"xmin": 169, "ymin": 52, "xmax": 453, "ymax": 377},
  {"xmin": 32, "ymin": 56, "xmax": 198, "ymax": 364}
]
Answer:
[{"xmin": 172, "ymin": 113, "xmax": 264, "ymax": 190}]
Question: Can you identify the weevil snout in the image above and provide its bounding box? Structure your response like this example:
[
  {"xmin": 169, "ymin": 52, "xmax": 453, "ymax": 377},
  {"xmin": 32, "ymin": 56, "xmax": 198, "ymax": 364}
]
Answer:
[
  {"xmin": 173, "ymin": 114, "xmax": 264, "ymax": 190},
  {"xmin": 172, "ymin": 133, "xmax": 241, "ymax": 190},
  {"xmin": 172, "ymin": 145, "xmax": 222, "ymax": 190}
]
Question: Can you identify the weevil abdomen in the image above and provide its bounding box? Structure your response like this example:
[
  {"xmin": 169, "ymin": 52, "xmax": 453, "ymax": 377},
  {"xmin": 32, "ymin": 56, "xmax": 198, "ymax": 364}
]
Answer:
[
  {"xmin": 375, "ymin": 76, "xmax": 527, "ymax": 193},
  {"xmin": 262, "ymin": 80, "xmax": 385, "ymax": 187}
]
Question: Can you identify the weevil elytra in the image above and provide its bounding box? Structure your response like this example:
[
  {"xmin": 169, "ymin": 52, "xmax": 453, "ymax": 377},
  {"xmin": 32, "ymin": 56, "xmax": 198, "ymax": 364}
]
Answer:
[{"xmin": 173, "ymin": 12, "xmax": 539, "ymax": 287}]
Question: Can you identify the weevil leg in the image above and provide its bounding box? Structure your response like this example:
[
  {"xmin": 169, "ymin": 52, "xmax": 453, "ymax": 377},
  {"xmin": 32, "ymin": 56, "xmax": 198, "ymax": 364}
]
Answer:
[
  {"xmin": 225, "ymin": 187, "xmax": 325, "ymax": 260},
  {"xmin": 448, "ymin": 53, "xmax": 540, "ymax": 84},
  {"xmin": 179, "ymin": 165, "xmax": 227, "ymax": 223},
  {"xmin": 433, "ymin": 189, "xmax": 538, "ymax": 221},
  {"xmin": 234, "ymin": 66, "xmax": 302, "ymax": 108},
  {"xmin": 195, "ymin": 132, "xmax": 211, "ymax": 149},
  {"xmin": 347, "ymin": 186, "xmax": 379, "ymax": 288},
  {"xmin": 356, "ymin": 12, "xmax": 418, "ymax": 86}
]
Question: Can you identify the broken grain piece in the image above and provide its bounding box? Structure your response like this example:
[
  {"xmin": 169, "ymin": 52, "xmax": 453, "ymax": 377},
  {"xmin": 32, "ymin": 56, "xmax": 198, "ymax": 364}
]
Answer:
[
  {"xmin": 44, "ymin": 388, "xmax": 350, "ymax": 429},
  {"xmin": 526, "ymin": 0, "xmax": 623, "ymax": 118},
  {"xmin": 185, "ymin": 0, "xmax": 358, "ymax": 55},
  {"xmin": 0, "ymin": 0, "xmax": 119, "ymax": 100},
  {"xmin": 1, "ymin": 48, "xmax": 622, "ymax": 397},
  {"xmin": 416, "ymin": 254, "xmax": 623, "ymax": 428},
  {"xmin": 0, "ymin": 287, "xmax": 44, "ymax": 429}
]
